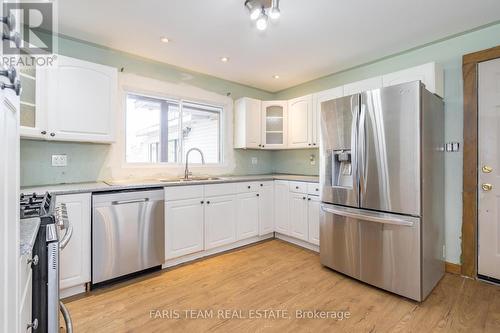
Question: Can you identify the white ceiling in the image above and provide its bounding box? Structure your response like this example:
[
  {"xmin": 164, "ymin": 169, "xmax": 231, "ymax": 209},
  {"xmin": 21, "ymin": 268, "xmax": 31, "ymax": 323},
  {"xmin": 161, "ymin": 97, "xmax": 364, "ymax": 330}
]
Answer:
[{"xmin": 57, "ymin": 0, "xmax": 500, "ymax": 92}]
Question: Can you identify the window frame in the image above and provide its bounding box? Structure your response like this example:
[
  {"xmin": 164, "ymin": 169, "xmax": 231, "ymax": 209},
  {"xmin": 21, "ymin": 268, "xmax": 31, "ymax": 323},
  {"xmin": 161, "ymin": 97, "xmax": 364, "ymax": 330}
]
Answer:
[{"xmin": 124, "ymin": 89, "xmax": 225, "ymax": 167}]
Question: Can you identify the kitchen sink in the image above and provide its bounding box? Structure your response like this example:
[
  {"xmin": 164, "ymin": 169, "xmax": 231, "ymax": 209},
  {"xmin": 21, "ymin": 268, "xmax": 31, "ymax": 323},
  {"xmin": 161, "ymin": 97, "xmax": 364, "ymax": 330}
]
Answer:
[{"xmin": 159, "ymin": 177, "xmax": 222, "ymax": 183}]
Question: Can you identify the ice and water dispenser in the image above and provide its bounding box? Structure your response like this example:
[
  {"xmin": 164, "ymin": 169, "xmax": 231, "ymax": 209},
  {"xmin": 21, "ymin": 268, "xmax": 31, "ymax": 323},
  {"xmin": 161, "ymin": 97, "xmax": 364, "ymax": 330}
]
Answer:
[{"xmin": 331, "ymin": 150, "xmax": 353, "ymax": 188}]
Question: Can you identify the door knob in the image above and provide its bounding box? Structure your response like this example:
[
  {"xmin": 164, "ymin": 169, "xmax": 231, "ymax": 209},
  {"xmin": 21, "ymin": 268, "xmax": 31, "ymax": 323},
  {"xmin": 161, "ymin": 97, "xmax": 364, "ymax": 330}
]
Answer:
[
  {"xmin": 482, "ymin": 165, "xmax": 493, "ymax": 173},
  {"xmin": 482, "ymin": 183, "xmax": 493, "ymax": 191}
]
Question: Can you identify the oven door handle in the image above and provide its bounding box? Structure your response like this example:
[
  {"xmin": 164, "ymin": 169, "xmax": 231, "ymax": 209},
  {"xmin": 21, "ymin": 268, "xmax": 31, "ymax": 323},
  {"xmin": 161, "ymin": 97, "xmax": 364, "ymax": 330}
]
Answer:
[
  {"xmin": 60, "ymin": 301, "xmax": 73, "ymax": 333},
  {"xmin": 59, "ymin": 219, "xmax": 73, "ymax": 250}
]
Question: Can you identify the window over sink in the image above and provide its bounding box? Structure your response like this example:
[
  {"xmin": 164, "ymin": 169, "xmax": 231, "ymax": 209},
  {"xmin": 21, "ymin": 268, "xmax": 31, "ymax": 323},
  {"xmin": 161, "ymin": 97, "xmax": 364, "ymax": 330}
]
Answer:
[{"xmin": 126, "ymin": 93, "xmax": 222, "ymax": 164}]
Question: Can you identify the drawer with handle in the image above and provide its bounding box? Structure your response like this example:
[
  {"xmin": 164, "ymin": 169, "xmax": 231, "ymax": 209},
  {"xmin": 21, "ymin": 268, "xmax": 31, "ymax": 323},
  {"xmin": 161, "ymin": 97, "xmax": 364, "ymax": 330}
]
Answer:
[
  {"xmin": 289, "ymin": 181, "xmax": 307, "ymax": 194},
  {"xmin": 307, "ymin": 183, "xmax": 320, "ymax": 196},
  {"xmin": 236, "ymin": 181, "xmax": 260, "ymax": 193}
]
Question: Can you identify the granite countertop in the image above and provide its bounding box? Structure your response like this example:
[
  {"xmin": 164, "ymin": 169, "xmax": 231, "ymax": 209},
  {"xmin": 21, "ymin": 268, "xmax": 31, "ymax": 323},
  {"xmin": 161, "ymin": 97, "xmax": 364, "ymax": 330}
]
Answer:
[
  {"xmin": 20, "ymin": 217, "xmax": 40, "ymax": 256},
  {"xmin": 21, "ymin": 174, "xmax": 319, "ymax": 196}
]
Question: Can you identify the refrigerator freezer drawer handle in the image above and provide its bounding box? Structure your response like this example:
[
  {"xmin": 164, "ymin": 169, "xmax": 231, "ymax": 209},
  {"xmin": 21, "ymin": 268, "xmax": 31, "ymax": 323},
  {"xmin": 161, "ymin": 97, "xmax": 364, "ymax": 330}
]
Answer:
[{"xmin": 320, "ymin": 206, "xmax": 415, "ymax": 227}]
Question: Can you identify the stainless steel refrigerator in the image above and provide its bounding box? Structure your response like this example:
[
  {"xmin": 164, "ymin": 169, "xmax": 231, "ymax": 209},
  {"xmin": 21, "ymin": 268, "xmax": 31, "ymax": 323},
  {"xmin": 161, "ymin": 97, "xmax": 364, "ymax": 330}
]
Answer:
[{"xmin": 319, "ymin": 81, "xmax": 444, "ymax": 301}]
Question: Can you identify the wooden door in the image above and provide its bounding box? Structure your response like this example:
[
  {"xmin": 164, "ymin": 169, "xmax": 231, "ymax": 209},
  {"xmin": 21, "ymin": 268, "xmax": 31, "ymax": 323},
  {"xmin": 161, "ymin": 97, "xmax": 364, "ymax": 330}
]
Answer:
[{"xmin": 478, "ymin": 58, "xmax": 500, "ymax": 280}]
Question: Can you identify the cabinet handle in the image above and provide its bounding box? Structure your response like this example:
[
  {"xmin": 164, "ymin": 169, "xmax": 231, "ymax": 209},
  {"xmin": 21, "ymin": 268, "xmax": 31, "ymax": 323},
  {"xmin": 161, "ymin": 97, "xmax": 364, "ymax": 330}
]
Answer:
[
  {"xmin": 262, "ymin": 145, "xmax": 265, "ymax": 148},
  {"xmin": 0, "ymin": 79, "xmax": 21, "ymax": 96},
  {"xmin": 296, "ymin": 186, "xmax": 299, "ymax": 189},
  {"xmin": 200, "ymin": 200, "xmax": 204, "ymax": 204},
  {"xmin": 0, "ymin": 66, "xmax": 16, "ymax": 84},
  {"xmin": 308, "ymin": 143, "xmax": 311, "ymax": 146},
  {"xmin": 308, "ymin": 198, "xmax": 311, "ymax": 201},
  {"xmin": 27, "ymin": 318, "xmax": 38, "ymax": 330},
  {"xmin": 260, "ymin": 184, "xmax": 263, "ymax": 187},
  {"xmin": 247, "ymin": 185, "xmax": 251, "ymax": 189},
  {"xmin": 256, "ymin": 193, "xmax": 259, "ymax": 197},
  {"xmin": 313, "ymin": 143, "xmax": 317, "ymax": 146},
  {"xmin": 302, "ymin": 197, "xmax": 306, "ymax": 200},
  {"xmin": 28, "ymin": 254, "xmax": 39, "ymax": 267},
  {"xmin": 207, "ymin": 201, "xmax": 210, "ymax": 204},
  {"xmin": 1, "ymin": 13, "xmax": 15, "ymax": 31},
  {"xmin": 50, "ymin": 132, "xmax": 55, "ymax": 137},
  {"xmin": 2, "ymin": 31, "xmax": 21, "ymax": 49},
  {"xmin": 41, "ymin": 131, "xmax": 47, "ymax": 135}
]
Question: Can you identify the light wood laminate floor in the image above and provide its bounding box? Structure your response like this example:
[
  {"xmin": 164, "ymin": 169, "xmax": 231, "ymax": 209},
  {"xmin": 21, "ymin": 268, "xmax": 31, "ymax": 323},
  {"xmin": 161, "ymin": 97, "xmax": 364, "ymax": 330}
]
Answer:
[{"xmin": 64, "ymin": 240, "xmax": 500, "ymax": 332}]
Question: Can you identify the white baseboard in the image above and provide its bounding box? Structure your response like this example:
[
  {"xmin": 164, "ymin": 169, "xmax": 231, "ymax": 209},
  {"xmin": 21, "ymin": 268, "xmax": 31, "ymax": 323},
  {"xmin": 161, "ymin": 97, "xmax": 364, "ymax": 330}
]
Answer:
[
  {"xmin": 275, "ymin": 233, "xmax": 319, "ymax": 253},
  {"xmin": 163, "ymin": 234, "xmax": 274, "ymax": 269},
  {"xmin": 60, "ymin": 284, "xmax": 86, "ymax": 299}
]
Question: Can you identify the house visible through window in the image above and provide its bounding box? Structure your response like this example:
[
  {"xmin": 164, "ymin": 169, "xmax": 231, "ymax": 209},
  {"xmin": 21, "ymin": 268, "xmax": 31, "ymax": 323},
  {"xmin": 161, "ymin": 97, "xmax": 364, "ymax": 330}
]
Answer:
[{"xmin": 126, "ymin": 93, "xmax": 222, "ymax": 164}]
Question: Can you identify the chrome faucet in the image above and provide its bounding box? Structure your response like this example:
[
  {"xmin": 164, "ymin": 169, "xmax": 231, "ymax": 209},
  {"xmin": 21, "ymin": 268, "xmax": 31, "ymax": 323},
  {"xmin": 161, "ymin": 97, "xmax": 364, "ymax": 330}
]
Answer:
[{"xmin": 184, "ymin": 148, "xmax": 205, "ymax": 180}]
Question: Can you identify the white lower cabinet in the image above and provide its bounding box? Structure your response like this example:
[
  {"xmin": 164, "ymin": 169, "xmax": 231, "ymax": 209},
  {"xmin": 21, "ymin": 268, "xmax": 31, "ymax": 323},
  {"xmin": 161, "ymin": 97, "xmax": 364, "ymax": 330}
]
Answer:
[
  {"xmin": 289, "ymin": 192, "xmax": 309, "ymax": 241},
  {"xmin": 165, "ymin": 198, "xmax": 205, "ymax": 259},
  {"xmin": 57, "ymin": 193, "xmax": 91, "ymax": 292},
  {"xmin": 258, "ymin": 183, "xmax": 274, "ymax": 235},
  {"xmin": 307, "ymin": 195, "xmax": 320, "ymax": 245},
  {"xmin": 204, "ymin": 195, "xmax": 237, "ymax": 250},
  {"xmin": 164, "ymin": 180, "xmax": 320, "ymax": 262},
  {"xmin": 236, "ymin": 192, "xmax": 260, "ymax": 240},
  {"xmin": 274, "ymin": 181, "xmax": 290, "ymax": 235}
]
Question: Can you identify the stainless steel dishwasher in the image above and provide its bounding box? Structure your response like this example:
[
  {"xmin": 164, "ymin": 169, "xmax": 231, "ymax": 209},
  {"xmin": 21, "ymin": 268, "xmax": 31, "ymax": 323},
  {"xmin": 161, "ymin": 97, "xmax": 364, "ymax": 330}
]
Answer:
[{"xmin": 92, "ymin": 189, "xmax": 164, "ymax": 285}]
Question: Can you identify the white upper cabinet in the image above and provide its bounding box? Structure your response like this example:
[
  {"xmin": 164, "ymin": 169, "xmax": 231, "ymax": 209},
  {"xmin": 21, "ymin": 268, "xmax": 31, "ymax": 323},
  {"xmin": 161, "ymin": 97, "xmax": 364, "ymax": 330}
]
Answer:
[
  {"xmin": 261, "ymin": 100, "xmax": 288, "ymax": 149},
  {"xmin": 19, "ymin": 66, "xmax": 49, "ymax": 139},
  {"xmin": 288, "ymin": 95, "xmax": 313, "ymax": 149},
  {"xmin": 45, "ymin": 55, "xmax": 117, "ymax": 143},
  {"xmin": 234, "ymin": 97, "xmax": 262, "ymax": 149},
  {"xmin": 343, "ymin": 76, "xmax": 383, "ymax": 95},
  {"xmin": 233, "ymin": 62, "xmax": 442, "ymax": 151},
  {"xmin": 312, "ymin": 87, "xmax": 344, "ymax": 145},
  {"xmin": 382, "ymin": 62, "xmax": 444, "ymax": 97}
]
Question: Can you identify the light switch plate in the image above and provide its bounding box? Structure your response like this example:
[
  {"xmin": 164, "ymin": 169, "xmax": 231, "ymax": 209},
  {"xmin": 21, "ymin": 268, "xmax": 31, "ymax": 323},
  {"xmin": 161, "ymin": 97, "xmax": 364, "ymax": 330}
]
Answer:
[
  {"xmin": 251, "ymin": 157, "xmax": 258, "ymax": 165},
  {"xmin": 52, "ymin": 154, "xmax": 68, "ymax": 167}
]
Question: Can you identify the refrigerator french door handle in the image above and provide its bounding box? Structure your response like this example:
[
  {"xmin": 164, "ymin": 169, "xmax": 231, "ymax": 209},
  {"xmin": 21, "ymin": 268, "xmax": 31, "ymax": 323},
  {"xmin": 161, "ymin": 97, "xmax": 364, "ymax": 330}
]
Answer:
[
  {"xmin": 321, "ymin": 204, "xmax": 416, "ymax": 227},
  {"xmin": 358, "ymin": 102, "xmax": 367, "ymax": 195}
]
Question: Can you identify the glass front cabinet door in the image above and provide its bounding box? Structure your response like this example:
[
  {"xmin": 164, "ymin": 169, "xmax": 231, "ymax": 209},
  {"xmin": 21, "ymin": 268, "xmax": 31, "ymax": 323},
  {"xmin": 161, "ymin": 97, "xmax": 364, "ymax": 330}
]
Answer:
[
  {"xmin": 19, "ymin": 64, "xmax": 48, "ymax": 139},
  {"xmin": 261, "ymin": 100, "xmax": 288, "ymax": 149}
]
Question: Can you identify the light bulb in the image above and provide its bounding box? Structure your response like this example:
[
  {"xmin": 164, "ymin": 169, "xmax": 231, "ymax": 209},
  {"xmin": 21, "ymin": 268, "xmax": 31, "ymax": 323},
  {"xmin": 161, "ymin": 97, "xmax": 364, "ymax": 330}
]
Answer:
[
  {"xmin": 270, "ymin": 0, "xmax": 280, "ymax": 20},
  {"xmin": 256, "ymin": 13, "xmax": 268, "ymax": 31},
  {"xmin": 250, "ymin": 7, "xmax": 261, "ymax": 20},
  {"xmin": 269, "ymin": 8, "xmax": 280, "ymax": 20}
]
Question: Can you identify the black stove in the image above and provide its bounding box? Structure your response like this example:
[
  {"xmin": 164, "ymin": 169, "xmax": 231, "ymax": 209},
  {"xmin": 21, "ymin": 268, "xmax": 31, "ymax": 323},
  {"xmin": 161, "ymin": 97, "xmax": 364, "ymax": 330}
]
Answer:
[
  {"xmin": 20, "ymin": 192, "xmax": 53, "ymax": 220},
  {"xmin": 20, "ymin": 191, "xmax": 63, "ymax": 333}
]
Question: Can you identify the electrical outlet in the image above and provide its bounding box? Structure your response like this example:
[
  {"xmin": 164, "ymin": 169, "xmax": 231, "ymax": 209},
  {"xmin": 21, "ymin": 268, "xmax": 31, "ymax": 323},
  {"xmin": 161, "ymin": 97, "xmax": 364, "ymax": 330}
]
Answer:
[
  {"xmin": 251, "ymin": 157, "xmax": 258, "ymax": 165},
  {"xmin": 52, "ymin": 154, "xmax": 68, "ymax": 167},
  {"xmin": 309, "ymin": 154, "xmax": 316, "ymax": 166}
]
